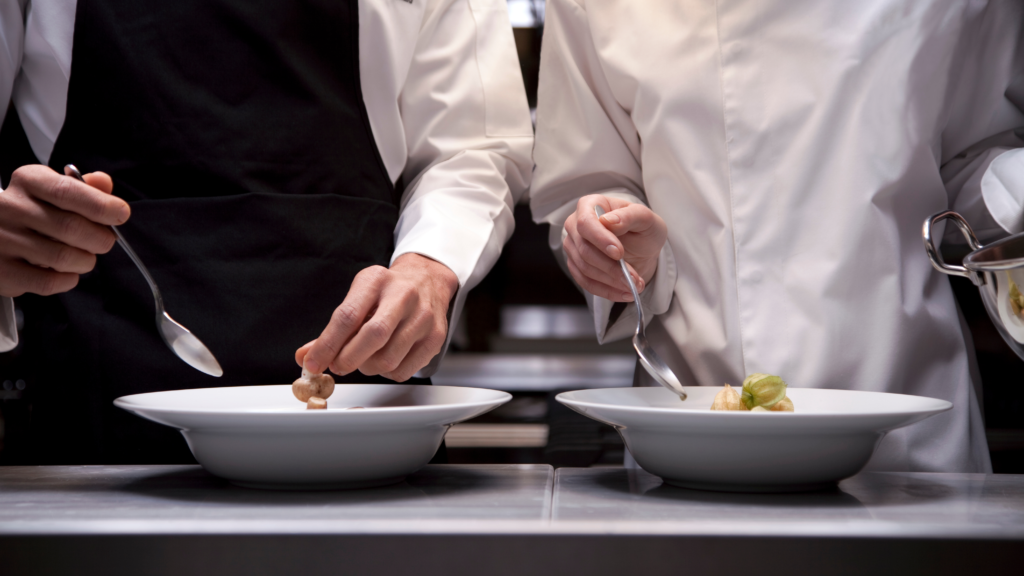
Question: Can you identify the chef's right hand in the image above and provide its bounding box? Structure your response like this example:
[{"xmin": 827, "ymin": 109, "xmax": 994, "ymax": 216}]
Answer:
[
  {"xmin": 564, "ymin": 194, "xmax": 667, "ymax": 302},
  {"xmin": 0, "ymin": 165, "xmax": 128, "ymax": 298}
]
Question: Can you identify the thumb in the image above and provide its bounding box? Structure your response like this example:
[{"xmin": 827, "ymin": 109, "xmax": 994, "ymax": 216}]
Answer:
[{"xmin": 599, "ymin": 203, "xmax": 660, "ymax": 238}]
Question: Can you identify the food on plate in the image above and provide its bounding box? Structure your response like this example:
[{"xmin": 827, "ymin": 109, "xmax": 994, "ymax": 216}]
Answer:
[
  {"xmin": 293, "ymin": 368, "xmax": 335, "ymax": 410},
  {"xmin": 710, "ymin": 373, "xmax": 794, "ymax": 412},
  {"xmin": 1009, "ymin": 274, "xmax": 1024, "ymax": 318},
  {"xmin": 740, "ymin": 373, "xmax": 787, "ymax": 410},
  {"xmin": 711, "ymin": 384, "xmax": 742, "ymax": 410},
  {"xmin": 771, "ymin": 395, "xmax": 795, "ymax": 412}
]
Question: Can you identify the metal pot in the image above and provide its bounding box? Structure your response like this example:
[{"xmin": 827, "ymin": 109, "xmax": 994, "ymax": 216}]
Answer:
[{"xmin": 924, "ymin": 210, "xmax": 1024, "ymax": 361}]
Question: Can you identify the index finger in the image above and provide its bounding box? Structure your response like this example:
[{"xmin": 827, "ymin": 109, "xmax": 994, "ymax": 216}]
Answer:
[
  {"xmin": 31, "ymin": 169, "xmax": 129, "ymax": 226},
  {"xmin": 575, "ymin": 195, "xmax": 628, "ymax": 260}
]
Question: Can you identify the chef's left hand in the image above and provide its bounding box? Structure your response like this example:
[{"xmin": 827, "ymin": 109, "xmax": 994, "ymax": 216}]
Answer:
[{"xmin": 295, "ymin": 253, "xmax": 459, "ymax": 382}]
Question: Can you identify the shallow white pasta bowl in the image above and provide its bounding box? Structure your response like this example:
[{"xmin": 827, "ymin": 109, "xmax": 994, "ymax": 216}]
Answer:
[
  {"xmin": 115, "ymin": 384, "xmax": 510, "ymax": 489},
  {"xmin": 557, "ymin": 387, "xmax": 951, "ymax": 492}
]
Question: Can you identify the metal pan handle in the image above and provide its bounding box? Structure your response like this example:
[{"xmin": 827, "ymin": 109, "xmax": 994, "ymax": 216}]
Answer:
[{"xmin": 923, "ymin": 211, "xmax": 983, "ymax": 284}]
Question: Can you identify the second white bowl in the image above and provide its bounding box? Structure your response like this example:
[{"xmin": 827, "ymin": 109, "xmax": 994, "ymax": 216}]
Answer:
[{"xmin": 557, "ymin": 386, "xmax": 951, "ymax": 492}]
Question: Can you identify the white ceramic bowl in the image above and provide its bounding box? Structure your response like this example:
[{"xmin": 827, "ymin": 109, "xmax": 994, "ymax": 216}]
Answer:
[
  {"xmin": 557, "ymin": 387, "xmax": 951, "ymax": 492},
  {"xmin": 115, "ymin": 384, "xmax": 510, "ymax": 489}
]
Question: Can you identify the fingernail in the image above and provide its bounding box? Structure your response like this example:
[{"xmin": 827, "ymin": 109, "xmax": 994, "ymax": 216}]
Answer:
[
  {"xmin": 117, "ymin": 205, "xmax": 130, "ymax": 224},
  {"xmin": 622, "ymin": 292, "xmax": 633, "ymax": 301},
  {"xmin": 305, "ymin": 359, "xmax": 321, "ymax": 374},
  {"xmin": 606, "ymin": 245, "xmax": 619, "ymax": 258},
  {"xmin": 637, "ymin": 279, "xmax": 645, "ymax": 291},
  {"xmin": 603, "ymin": 213, "xmax": 620, "ymax": 224}
]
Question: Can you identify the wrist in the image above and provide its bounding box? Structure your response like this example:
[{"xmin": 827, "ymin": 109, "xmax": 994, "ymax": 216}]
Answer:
[{"xmin": 391, "ymin": 253, "xmax": 459, "ymax": 303}]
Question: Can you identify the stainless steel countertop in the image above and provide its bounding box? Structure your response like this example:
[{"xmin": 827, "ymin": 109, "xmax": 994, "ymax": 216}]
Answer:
[
  {"xmin": 554, "ymin": 467, "xmax": 1024, "ymax": 539},
  {"xmin": 0, "ymin": 464, "xmax": 553, "ymax": 534},
  {"xmin": 1, "ymin": 465, "xmax": 1021, "ymax": 576}
]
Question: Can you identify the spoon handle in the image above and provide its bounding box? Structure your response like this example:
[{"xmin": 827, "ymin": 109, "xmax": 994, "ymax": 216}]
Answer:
[
  {"xmin": 108, "ymin": 224, "xmax": 165, "ymax": 310},
  {"xmin": 64, "ymin": 165, "xmax": 165, "ymax": 312},
  {"xmin": 619, "ymin": 258, "xmax": 645, "ymax": 333}
]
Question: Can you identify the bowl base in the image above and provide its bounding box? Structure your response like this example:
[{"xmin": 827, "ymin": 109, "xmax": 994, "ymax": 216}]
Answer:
[
  {"xmin": 229, "ymin": 475, "xmax": 407, "ymax": 491},
  {"xmin": 661, "ymin": 478, "xmax": 837, "ymax": 493}
]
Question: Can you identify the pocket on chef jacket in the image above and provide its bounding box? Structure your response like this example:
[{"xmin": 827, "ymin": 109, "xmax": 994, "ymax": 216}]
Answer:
[{"xmin": 467, "ymin": 0, "xmax": 533, "ymax": 137}]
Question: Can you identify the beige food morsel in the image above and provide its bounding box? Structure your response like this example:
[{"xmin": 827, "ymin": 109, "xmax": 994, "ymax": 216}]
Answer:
[
  {"xmin": 307, "ymin": 396, "xmax": 327, "ymax": 410},
  {"xmin": 711, "ymin": 384, "xmax": 742, "ymax": 411},
  {"xmin": 771, "ymin": 396, "xmax": 795, "ymax": 412},
  {"xmin": 750, "ymin": 406, "xmax": 770, "ymax": 412},
  {"xmin": 1010, "ymin": 275, "xmax": 1024, "ymax": 318},
  {"xmin": 293, "ymin": 371, "xmax": 336, "ymax": 402}
]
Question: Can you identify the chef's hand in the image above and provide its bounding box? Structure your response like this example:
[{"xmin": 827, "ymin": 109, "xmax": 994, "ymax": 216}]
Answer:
[
  {"xmin": 564, "ymin": 194, "xmax": 667, "ymax": 302},
  {"xmin": 0, "ymin": 165, "xmax": 128, "ymax": 298},
  {"xmin": 295, "ymin": 253, "xmax": 459, "ymax": 382}
]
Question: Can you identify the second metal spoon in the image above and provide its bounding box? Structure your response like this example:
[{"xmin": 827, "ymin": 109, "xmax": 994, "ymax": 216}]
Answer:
[
  {"xmin": 65, "ymin": 165, "xmax": 223, "ymax": 377},
  {"xmin": 595, "ymin": 205, "xmax": 685, "ymax": 400}
]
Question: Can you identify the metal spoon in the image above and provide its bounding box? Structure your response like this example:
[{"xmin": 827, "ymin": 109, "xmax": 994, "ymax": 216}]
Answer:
[
  {"xmin": 595, "ymin": 205, "xmax": 685, "ymax": 400},
  {"xmin": 65, "ymin": 165, "xmax": 223, "ymax": 377}
]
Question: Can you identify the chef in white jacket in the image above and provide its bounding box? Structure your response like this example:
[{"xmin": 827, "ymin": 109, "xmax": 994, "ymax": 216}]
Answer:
[
  {"xmin": 532, "ymin": 0, "xmax": 1024, "ymax": 472},
  {"xmin": 0, "ymin": 0, "xmax": 531, "ymax": 463}
]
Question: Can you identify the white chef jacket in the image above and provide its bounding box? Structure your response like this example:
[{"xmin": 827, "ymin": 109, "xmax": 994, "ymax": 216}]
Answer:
[
  {"xmin": 0, "ymin": 0, "xmax": 534, "ymax": 375},
  {"xmin": 532, "ymin": 0, "xmax": 1024, "ymax": 473}
]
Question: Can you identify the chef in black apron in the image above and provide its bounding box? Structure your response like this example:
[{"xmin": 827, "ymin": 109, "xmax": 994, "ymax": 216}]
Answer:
[{"xmin": 0, "ymin": 0, "xmax": 532, "ymax": 464}]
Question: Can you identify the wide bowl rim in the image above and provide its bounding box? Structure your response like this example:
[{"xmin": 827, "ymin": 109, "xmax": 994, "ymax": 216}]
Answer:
[
  {"xmin": 555, "ymin": 386, "xmax": 952, "ymax": 418},
  {"xmin": 114, "ymin": 383, "xmax": 512, "ymax": 416}
]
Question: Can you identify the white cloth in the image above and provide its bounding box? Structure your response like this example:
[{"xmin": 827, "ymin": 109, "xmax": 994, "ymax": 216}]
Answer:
[
  {"xmin": 532, "ymin": 0, "xmax": 1024, "ymax": 473},
  {"xmin": 0, "ymin": 0, "xmax": 535, "ymax": 373}
]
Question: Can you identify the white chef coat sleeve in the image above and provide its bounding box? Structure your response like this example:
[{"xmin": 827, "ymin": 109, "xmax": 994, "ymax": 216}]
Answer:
[
  {"xmin": 940, "ymin": 2, "xmax": 1024, "ymax": 242},
  {"xmin": 391, "ymin": 0, "xmax": 533, "ymax": 376},
  {"xmin": 0, "ymin": 0, "xmax": 26, "ymax": 353},
  {"xmin": 529, "ymin": 0, "xmax": 676, "ymax": 345}
]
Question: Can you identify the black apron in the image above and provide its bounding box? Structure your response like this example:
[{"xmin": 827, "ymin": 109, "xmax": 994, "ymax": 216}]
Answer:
[{"xmin": 1, "ymin": 0, "xmax": 425, "ymax": 464}]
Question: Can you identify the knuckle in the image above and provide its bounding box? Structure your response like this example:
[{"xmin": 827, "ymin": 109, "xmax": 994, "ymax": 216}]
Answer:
[
  {"xmin": 364, "ymin": 319, "xmax": 392, "ymax": 344},
  {"xmin": 332, "ymin": 303, "xmax": 362, "ymax": 329},
  {"xmin": 97, "ymin": 229, "xmax": 117, "ymax": 254},
  {"xmin": 424, "ymin": 332, "xmax": 446, "ymax": 355},
  {"xmin": 358, "ymin": 265, "xmax": 390, "ymax": 286},
  {"xmin": 577, "ymin": 241, "xmax": 597, "ymax": 261},
  {"xmin": 48, "ymin": 175, "xmax": 75, "ymax": 207},
  {"xmin": 9, "ymin": 165, "xmax": 40, "ymax": 191},
  {"xmin": 38, "ymin": 272, "xmax": 73, "ymax": 296},
  {"xmin": 330, "ymin": 363, "xmax": 353, "ymax": 377},
  {"xmin": 81, "ymin": 253, "xmax": 98, "ymax": 272},
  {"xmin": 379, "ymin": 355, "xmax": 402, "ymax": 374},
  {"xmin": 51, "ymin": 244, "xmax": 77, "ymax": 271},
  {"xmin": 57, "ymin": 212, "xmax": 84, "ymax": 242},
  {"xmin": 331, "ymin": 357, "xmax": 357, "ymax": 375},
  {"xmin": 384, "ymin": 369, "xmax": 410, "ymax": 383}
]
